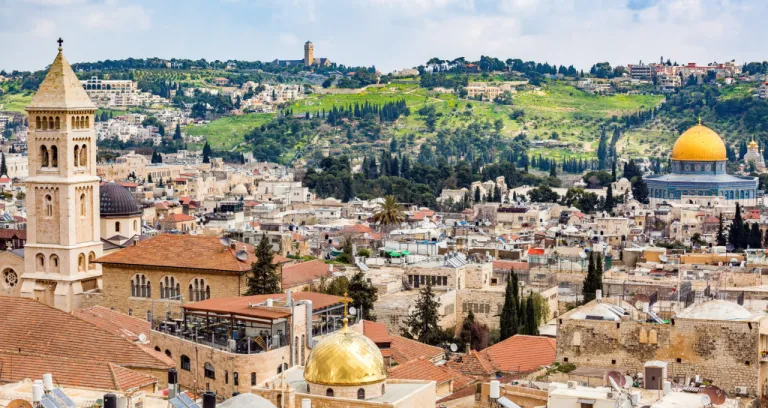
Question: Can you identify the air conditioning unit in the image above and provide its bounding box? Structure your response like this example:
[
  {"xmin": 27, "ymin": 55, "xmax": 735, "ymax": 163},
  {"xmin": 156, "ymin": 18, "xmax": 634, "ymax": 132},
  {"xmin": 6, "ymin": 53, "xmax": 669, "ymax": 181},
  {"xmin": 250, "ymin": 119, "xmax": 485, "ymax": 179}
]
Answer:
[
  {"xmin": 734, "ymin": 386, "xmax": 748, "ymax": 396},
  {"xmin": 567, "ymin": 381, "xmax": 578, "ymax": 389}
]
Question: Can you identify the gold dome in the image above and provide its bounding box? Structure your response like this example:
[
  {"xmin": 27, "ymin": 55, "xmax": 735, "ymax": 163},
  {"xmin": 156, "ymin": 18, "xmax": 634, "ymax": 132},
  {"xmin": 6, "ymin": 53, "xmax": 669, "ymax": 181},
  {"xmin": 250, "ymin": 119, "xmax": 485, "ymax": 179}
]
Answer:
[
  {"xmin": 670, "ymin": 124, "xmax": 726, "ymax": 162},
  {"xmin": 749, "ymin": 139, "xmax": 759, "ymax": 149},
  {"xmin": 303, "ymin": 324, "xmax": 387, "ymax": 386}
]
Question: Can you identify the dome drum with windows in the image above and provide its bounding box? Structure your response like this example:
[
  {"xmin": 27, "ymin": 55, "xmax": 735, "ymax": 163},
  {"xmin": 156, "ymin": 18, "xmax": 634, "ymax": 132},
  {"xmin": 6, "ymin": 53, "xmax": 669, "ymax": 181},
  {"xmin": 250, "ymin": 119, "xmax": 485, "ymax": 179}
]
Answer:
[{"xmin": 645, "ymin": 122, "xmax": 758, "ymax": 205}]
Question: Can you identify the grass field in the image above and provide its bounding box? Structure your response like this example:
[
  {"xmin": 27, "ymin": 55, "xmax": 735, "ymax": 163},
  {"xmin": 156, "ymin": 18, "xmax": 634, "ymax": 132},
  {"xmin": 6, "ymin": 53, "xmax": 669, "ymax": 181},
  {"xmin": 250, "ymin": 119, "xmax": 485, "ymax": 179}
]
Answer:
[
  {"xmin": 0, "ymin": 93, "xmax": 33, "ymax": 113},
  {"xmin": 185, "ymin": 113, "xmax": 275, "ymax": 150}
]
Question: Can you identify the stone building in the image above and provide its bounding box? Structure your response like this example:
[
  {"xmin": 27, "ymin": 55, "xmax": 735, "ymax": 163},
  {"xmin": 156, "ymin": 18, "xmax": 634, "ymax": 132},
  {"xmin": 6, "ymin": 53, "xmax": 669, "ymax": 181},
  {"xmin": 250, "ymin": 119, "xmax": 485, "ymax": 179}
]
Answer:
[
  {"xmin": 18, "ymin": 41, "xmax": 103, "ymax": 311},
  {"xmin": 94, "ymin": 234, "xmax": 290, "ymax": 320},
  {"xmin": 556, "ymin": 298, "xmax": 768, "ymax": 398}
]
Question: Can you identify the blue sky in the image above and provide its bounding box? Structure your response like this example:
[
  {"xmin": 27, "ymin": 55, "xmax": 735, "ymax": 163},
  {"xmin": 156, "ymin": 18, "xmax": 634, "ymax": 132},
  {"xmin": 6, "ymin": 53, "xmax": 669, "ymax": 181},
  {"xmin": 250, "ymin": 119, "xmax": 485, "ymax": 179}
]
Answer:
[{"xmin": 0, "ymin": 0, "xmax": 766, "ymax": 73}]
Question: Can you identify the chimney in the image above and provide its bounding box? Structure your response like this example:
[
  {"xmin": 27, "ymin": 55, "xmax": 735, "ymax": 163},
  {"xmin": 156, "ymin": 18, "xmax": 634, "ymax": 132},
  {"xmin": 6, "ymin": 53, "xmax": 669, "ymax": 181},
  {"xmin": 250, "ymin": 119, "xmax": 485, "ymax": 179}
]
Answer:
[
  {"xmin": 167, "ymin": 369, "xmax": 178, "ymax": 399},
  {"xmin": 596, "ymin": 289, "xmax": 602, "ymax": 301},
  {"xmin": 202, "ymin": 392, "xmax": 216, "ymax": 408},
  {"xmin": 104, "ymin": 394, "xmax": 117, "ymax": 408}
]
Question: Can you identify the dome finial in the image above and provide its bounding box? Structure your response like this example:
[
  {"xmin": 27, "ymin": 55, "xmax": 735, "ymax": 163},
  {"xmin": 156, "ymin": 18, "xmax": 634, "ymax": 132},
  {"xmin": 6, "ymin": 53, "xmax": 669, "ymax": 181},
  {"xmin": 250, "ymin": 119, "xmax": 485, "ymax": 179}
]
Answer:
[
  {"xmin": 341, "ymin": 292, "xmax": 352, "ymax": 332},
  {"xmin": 698, "ymin": 116, "xmax": 702, "ymax": 125}
]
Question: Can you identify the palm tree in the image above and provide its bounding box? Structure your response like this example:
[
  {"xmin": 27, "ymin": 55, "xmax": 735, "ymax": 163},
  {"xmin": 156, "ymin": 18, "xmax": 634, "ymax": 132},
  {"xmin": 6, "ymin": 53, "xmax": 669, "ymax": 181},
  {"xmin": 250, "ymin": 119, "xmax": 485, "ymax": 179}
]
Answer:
[{"xmin": 372, "ymin": 195, "xmax": 405, "ymax": 232}]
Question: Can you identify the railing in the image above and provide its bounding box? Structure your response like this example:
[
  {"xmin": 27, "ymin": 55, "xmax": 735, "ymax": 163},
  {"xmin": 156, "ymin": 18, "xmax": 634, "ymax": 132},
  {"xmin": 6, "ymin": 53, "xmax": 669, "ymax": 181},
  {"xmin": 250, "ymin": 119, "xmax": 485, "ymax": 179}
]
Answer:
[{"xmin": 154, "ymin": 323, "xmax": 288, "ymax": 354}]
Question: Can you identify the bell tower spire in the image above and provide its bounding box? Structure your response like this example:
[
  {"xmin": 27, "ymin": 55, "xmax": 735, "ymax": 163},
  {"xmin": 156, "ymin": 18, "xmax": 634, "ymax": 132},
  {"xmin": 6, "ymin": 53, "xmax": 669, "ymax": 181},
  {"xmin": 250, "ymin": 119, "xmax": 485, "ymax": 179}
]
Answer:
[{"xmin": 21, "ymin": 39, "xmax": 102, "ymax": 312}]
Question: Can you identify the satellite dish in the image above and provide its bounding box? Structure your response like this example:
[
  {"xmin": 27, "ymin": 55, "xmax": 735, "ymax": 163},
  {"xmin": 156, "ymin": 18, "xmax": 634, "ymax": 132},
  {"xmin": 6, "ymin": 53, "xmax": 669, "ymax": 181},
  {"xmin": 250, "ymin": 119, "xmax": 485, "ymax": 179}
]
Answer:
[
  {"xmin": 449, "ymin": 343, "xmax": 458, "ymax": 352},
  {"xmin": 623, "ymin": 376, "xmax": 633, "ymax": 389},
  {"xmin": 606, "ymin": 371, "xmax": 625, "ymax": 389},
  {"xmin": 701, "ymin": 385, "xmax": 726, "ymax": 405},
  {"xmin": 659, "ymin": 255, "xmax": 668, "ymax": 263},
  {"xmin": 700, "ymin": 394, "xmax": 712, "ymax": 407},
  {"xmin": 348, "ymin": 306, "xmax": 357, "ymax": 316},
  {"xmin": 138, "ymin": 333, "xmax": 147, "ymax": 343},
  {"xmin": 579, "ymin": 252, "xmax": 587, "ymax": 259},
  {"xmin": 235, "ymin": 250, "xmax": 249, "ymax": 262},
  {"xmin": 608, "ymin": 376, "xmax": 622, "ymax": 393},
  {"xmin": 220, "ymin": 236, "xmax": 231, "ymax": 247}
]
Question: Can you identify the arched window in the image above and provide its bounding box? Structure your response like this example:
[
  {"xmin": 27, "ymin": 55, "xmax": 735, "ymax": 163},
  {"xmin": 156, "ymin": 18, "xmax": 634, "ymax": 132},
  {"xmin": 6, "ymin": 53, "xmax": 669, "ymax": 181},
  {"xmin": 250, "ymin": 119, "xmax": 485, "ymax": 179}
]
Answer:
[
  {"xmin": 233, "ymin": 372, "xmax": 239, "ymax": 386},
  {"xmin": 41, "ymin": 117, "xmax": 48, "ymax": 131},
  {"xmin": 80, "ymin": 144, "xmax": 87, "ymax": 167},
  {"xmin": 181, "ymin": 355, "xmax": 191, "ymax": 371},
  {"xmin": 115, "ymin": 221, "xmax": 120, "ymax": 232},
  {"xmin": 36, "ymin": 117, "xmax": 41, "ymax": 129},
  {"xmin": 40, "ymin": 146, "xmax": 49, "ymax": 167},
  {"xmin": 36, "ymin": 253, "xmax": 45, "ymax": 272},
  {"xmin": 48, "ymin": 117, "xmax": 54, "ymax": 130},
  {"xmin": 50, "ymin": 146, "xmax": 58, "ymax": 168},
  {"xmin": 73, "ymin": 146, "xmax": 80, "ymax": 167},
  {"xmin": 45, "ymin": 194, "xmax": 53, "ymax": 217},
  {"xmin": 49, "ymin": 254, "xmax": 59, "ymax": 272},
  {"xmin": 71, "ymin": 117, "xmax": 76, "ymax": 129},
  {"xmin": 88, "ymin": 252, "xmax": 96, "ymax": 269},
  {"xmin": 357, "ymin": 388, "xmax": 365, "ymax": 400},
  {"xmin": 165, "ymin": 349, "xmax": 172, "ymax": 358},
  {"xmin": 326, "ymin": 389, "xmax": 334, "ymax": 397},
  {"xmin": 224, "ymin": 371, "xmax": 229, "ymax": 385},
  {"xmin": 250, "ymin": 373, "xmax": 257, "ymax": 386},
  {"xmin": 133, "ymin": 220, "xmax": 138, "ymax": 231},
  {"xmin": 85, "ymin": 116, "xmax": 89, "ymax": 128},
  {"xmin": 132, "ymin": 274, "xmax": 151, "ymax": 298},
  {"xmin": 80, "ymin": 193, "xmax": 86, "ymax": 217},
  {"xmin": 78, "ymin": 253, "xmax": 86, "ymax": 272},
  {"xmin": 55, "ymin": 117, "xmax": 60, "ymax": 130},
  {"xmin": 204, "ymin": 362, "xmax": 215, "ymax": 379},
  {"xmin": 189, "ymin": 278, "xmax": 211, "ymax": 302},
  {"xmin": 649, "ymin": 329, "xmax": 658, "ymax": 344}
]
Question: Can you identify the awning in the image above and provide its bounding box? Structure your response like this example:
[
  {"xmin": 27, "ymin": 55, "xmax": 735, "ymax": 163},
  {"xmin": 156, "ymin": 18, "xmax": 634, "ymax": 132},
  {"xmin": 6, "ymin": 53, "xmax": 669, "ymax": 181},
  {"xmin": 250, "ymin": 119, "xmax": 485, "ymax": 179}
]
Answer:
[
  {"xmin": 496, "ymin": 397, "xmax": 520, "ymax": 408},
  {"xmin": 577, "ymin": 399, "xmax": 597, "ymax": 404},
  {"xmin": 401, "ymin": 250, "xmax": 411, "ymax": 255}
]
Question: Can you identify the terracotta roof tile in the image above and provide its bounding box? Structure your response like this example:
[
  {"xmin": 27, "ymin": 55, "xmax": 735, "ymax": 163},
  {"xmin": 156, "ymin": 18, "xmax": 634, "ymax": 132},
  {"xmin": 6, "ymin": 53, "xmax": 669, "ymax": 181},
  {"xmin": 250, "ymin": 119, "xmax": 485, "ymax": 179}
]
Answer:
[
  {"xmin": 362, "ymin": 320, "xmax": 391, "ymax": 345},
  {"xmin": 480, "ymin": 335, "xmax": 556, "ymax": 373},
  {"xmin": 0, "ymin": 297, "xmax": 169, "ymax": 369},
  {"xmin": 388, "ymin": 358, "xmax": 453, "ymax": 385},
  {"xmin": 492, "ymin": 261, "xmax": 528, "ymax": 271},
  {"xmin": 445, "ymin": 350, "xmax": 494, "ymax": 376},
  {"xmin": 281, "ymin": 260, "xmax": 331, "ymax": 288},
  {"xmin": 73, "ymin": 306, "xmax": 150, "ymax": 343},
  {"xmin": 0, "ymin": 228, "xmax": 25, "ymax": 240},
  {"xmin": 390, "ymin": 335, "xmax": 444, "ymax": 365},
  {"xmin": 95, "ymin": 234, "xmax": 289, "ymax": 273},
  {"xmin": 163, "ymin": 213, "xmax": 196, "ymax": 222},
  {"xmin": 110, "ymin": 363, "xmax": 158, "ymax": 391}
]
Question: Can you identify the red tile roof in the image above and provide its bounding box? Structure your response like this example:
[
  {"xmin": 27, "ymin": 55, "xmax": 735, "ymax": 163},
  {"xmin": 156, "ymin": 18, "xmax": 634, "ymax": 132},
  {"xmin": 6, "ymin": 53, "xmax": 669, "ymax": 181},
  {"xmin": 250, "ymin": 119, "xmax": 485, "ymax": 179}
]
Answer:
[
  {"xmin": 95, "ymin": 234, "xmax": 289, "ymax": 273},
  {"xmin": 480, "ymin": 335, "xmax": 556, "ymax": 373},
  {"xmin": 362, "ymin": 320, "xmax": 391, "ymax": 345},
  {"xmin": 342, "ymin": 224, "xmax": 373, "ymax": 234},
  {"xmin": 388, "ymin": 358, "xmax": 453, "ymax": 385},
  {"xmin": 390, "ymin": 335, "xmax": 445, "ymax": 365},
  {"xmin": 0, "ymin": 297, "xmax": 170, "ymax": 390},
  {"xmin": 163, "ymin": 213, "xmax": 196, "ymax": 222},
  {"xmin": 0, "ymin": 228, "xmax": 25, "ymax": 240},
  {"xmin": 73, "ymin": 306, "xmax": 151, "ymax": 343},
  {"xmin": 445, "ymin": 350, "xmax": 494, "ymax": 376},
  {"xmin": 281, "ymin": 260, "xmax": 331, "ymax": 288}
]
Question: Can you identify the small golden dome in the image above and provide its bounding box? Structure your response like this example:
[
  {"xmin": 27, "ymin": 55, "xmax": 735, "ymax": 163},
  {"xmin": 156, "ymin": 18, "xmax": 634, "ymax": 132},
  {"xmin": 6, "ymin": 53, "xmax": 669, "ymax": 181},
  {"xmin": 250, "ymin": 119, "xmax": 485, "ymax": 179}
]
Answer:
[
  {"xmin": 670, "ymin": 124, "xmax": 726, "ymax": 162},
  {"xmin": 303, "ymin": 326, "xmax": 387, "ymax": 386},
  {"xmin": 749, "ymin": 139, "xmax": 759, "ymax": 149}
]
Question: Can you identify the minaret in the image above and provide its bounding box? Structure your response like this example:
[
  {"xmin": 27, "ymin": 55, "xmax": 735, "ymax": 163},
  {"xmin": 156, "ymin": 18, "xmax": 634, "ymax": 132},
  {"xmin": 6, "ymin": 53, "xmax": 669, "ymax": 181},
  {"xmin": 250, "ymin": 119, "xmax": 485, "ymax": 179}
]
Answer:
[
  {"xmin": 21, "ymin": 38, "xmax": 102, "ymax": 311},
  {"xmin": 304, "ymin": 41, "xmax": 314, "ymax": 66}
]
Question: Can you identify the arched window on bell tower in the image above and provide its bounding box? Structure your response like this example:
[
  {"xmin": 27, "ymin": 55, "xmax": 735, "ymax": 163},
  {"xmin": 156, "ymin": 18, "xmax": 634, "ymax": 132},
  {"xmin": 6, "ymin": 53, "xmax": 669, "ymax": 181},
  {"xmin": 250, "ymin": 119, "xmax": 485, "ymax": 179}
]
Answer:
[
  {"xmin": 40, "ymin": 146, "xmax": 49, "ymax": 168},
  {"xmin": 74, "ymin": 146, "xmax": 80, "ymax": 167},
  {"xmin": 80, "ymin": 144, "xmax": 87, "ymax": 167},
  {"xmin": 50, "ymin": 146, "xmax": 58, "ymax": 168}
]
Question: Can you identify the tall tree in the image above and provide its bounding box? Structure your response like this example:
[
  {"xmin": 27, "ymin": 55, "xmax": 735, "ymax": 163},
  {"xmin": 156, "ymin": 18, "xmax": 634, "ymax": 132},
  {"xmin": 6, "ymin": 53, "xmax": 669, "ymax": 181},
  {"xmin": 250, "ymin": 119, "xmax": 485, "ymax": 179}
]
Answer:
[
  {"xmin": 401, "ymin": 282, "xmax": 444, "ymax": 345},
  {"xmin": 245, "ymin": 234, "xmax": 281, "ymax": 295},
  {"xmin": 631, "ymin": 177, "xmax": 649, "ymax": 204},
  {"xmin": 750, "ymin": 223, "xmax": 763, "ymax": 249},
  {"xmin": 604, "ymin": 183, "xmax": 615, "ymax": 212},
  {"xmin": 729, "ymin": 203, "xmax": 745, "ymax": 249},
  {"xmin": 202, "ymin": 141, "xmax": 212, "ymax": 164},
  {"xmin": 0, "ymin": 153, "xmax": 7, "ymax": 177},
  {"xmin": 523, "ymin": 295, "xmax": 539, "ymax": 335},
  {"xmin": 583, "ymin": 253, "xmax": 603, "ymax": 304},
  {"xmin": 459, "ymin": 310, "xmax": 490, "ymax": 351},
  {"xmin": 173, "ymin": 123, "xmax": 182, "ymax": 140},
  {"xmin": 499, "ymin": 273, "xmax": 519, "ymax": 340},
  {"xmin": 474, "ymin": 187, "xmax": 481, "ymax": 203},
  {"xmin": 347, "ymin": 271, "xmax": 378, "ymax": 321},
  {"xmin": 716, "ymin": 214, "xmax": 727, "ymax": 246}
]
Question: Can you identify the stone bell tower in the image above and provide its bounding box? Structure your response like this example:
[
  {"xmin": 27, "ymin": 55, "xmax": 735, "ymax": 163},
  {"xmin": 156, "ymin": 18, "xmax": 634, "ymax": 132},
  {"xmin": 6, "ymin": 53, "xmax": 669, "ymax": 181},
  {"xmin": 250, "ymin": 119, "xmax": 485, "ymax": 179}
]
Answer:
[
  {"xmin": 21, "ymin": 38, "xmax": 102, "ymax": 311},
  {"xmin": 304, "ymin": 41, "xmax": 314, "ymax": 66}
]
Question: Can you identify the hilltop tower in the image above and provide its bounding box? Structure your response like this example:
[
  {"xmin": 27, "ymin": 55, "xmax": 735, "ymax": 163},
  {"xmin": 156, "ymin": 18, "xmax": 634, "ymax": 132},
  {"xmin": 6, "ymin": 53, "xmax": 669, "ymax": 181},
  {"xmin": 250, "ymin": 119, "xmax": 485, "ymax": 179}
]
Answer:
[
  {"xmin": 21, "ymin": 39, "xmax": 102, "ymax": 311},
  {"xmin": 304, "ymin": 41, "xmax": 314, "ymax": 66}
]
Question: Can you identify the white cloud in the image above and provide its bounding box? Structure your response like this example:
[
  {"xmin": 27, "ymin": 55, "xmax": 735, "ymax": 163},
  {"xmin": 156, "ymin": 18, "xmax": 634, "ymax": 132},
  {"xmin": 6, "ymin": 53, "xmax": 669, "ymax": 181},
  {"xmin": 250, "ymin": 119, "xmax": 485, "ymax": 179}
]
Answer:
[
  {"xmin": 29, "ymin": 18, "xmax": 57, "ymax": 38},
  {"xmin": 23, "ymin": 0, "xmax": 87, "ymax": 5}
]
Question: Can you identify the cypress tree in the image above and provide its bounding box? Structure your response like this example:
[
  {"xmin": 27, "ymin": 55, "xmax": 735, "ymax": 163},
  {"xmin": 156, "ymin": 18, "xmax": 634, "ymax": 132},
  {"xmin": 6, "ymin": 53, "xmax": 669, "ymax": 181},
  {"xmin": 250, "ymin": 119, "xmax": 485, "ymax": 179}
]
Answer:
[
  {"xmin": 605, "ymin": 183, "xmax": 615, "ymax": 212},
  {"xmin": 500, "ymin": 273, "xmax": 519, "ymax": 340},
  {"xmin": 0, "ymin": 152, "xmax": 7, "ymax": 177},
  {"xmin": 751, "ymin": 223, "xmax": 762, "ymax": 249},
  {"xmin": 583, "ymin": 253, "xmax": 604, "ymax": 304},
  {"xmin": 401, "ymin": 282, "xmax": 443, "ymax": 345},
  {"xmin": 525, "ymin": 295, "xmax": 538, "ymax": 335},
  {"xmin": 729, "ymin": 203, "xmax": 744, "ymax": 249},
  {"xmin": 245, "ymin": 234, "xmax": 281, "ymax": 295},
  {"xmin": 474, "ymin": 187, "xmax": 481, "ymax": 203},
  {"xmin": 716, "ymin": 214, "xmax": 727, "ymax": 246}
]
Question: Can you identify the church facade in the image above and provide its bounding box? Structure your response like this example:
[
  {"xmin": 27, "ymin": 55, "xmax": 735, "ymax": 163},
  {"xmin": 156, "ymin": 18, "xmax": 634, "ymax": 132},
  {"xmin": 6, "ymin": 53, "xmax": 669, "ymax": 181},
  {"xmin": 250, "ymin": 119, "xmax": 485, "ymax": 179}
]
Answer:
[
  {"xmin": 645, "ymin": 123, "xmax": 758, "ymax": 206},
  {"xmin": 0, "ymin": 41, "xmax": 104, "ymax": 311},
  {"xmin": 271, "ymin": 41, "xmax": 331, "ymax": 67}
]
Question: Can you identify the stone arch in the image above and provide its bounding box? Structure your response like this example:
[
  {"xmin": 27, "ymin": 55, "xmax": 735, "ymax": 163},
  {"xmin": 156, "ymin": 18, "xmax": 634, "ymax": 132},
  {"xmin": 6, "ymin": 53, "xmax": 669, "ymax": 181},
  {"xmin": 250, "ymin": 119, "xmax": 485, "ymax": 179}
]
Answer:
[
  {"xmin": 44, "ymin": 194, "xmax": 53, "ymax": 217},
  {"xmin": 40, "ymin": 145, "xmax": 49, "ymax": 167},
  {"xmin": 41, "ymin": 117, "xmax": 48, "ymax": 131},
  {"xmin": 36, "ymin": 253, "xmax": 45, "ymax": 272},
  {"xmin": 78, "ymin": 253, "xmax": 86, "ymax": 272},
  {"xmin": 131, "ymin": 273, "xmax": 151, "ymax": 298},
  {"xmin": 80, "ymin": 144, "xmax": 87, "ymax": 167},
  {"xmin": 189, "ymin": 277, "xmax": 210, "ymax": 302},
  {"xmin": 3, "ymin": 268, "xmax": 18, "ymax": 289},
  {"xmin": 88, "ymin": 252, "xmax": 96, "ymax": 270},
  {"xmin": 49, "ymin": 254, "xmax": 59, "ymax": 272},
  {"xmin": 326, "ymin": 389, "xmax": 334, "ymax": 397},
  {"xmin": 161, "ymin": 275, "xmax": 179, "ymax": 299},
  {"xmin": 48, "ymin": 117, "xmax": 54, "ymax": 130},
  {"xmin": 639, "ymin": 328, "xmax": 648, "ymax": 344},
  {"xmin": 74, "ymin": 145, "xmax": 80, "ymax": 167},
  {"xmin": 36, "ymin": 116, "xmax": 41, "ymax": 129},
  {"xmin": 55, "ymin": 117, "xmax": 60, "ymax": 130},
  {"xmin": 357, "ymin": 388, "xmax": 365, "ymax": 400}
]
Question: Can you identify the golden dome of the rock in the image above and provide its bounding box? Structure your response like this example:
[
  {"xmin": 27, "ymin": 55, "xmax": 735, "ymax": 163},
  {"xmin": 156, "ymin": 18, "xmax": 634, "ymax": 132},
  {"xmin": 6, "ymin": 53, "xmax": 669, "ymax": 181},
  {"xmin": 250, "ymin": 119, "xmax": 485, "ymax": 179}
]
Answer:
[
  {"xmin": 670, "ymin": 124, "xmax": 726, "ymax": 162},
  {"xmin": 303, "ymin": 323, "xmax": 387, "ymax": 386}
]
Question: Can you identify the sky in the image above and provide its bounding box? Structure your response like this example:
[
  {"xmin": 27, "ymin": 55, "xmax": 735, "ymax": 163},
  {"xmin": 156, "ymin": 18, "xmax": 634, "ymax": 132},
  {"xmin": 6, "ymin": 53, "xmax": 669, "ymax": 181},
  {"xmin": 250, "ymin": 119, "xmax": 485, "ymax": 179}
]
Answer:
[{"xmin": 1, "ymin": 0, "xmax": 767, "ymax": 73}]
